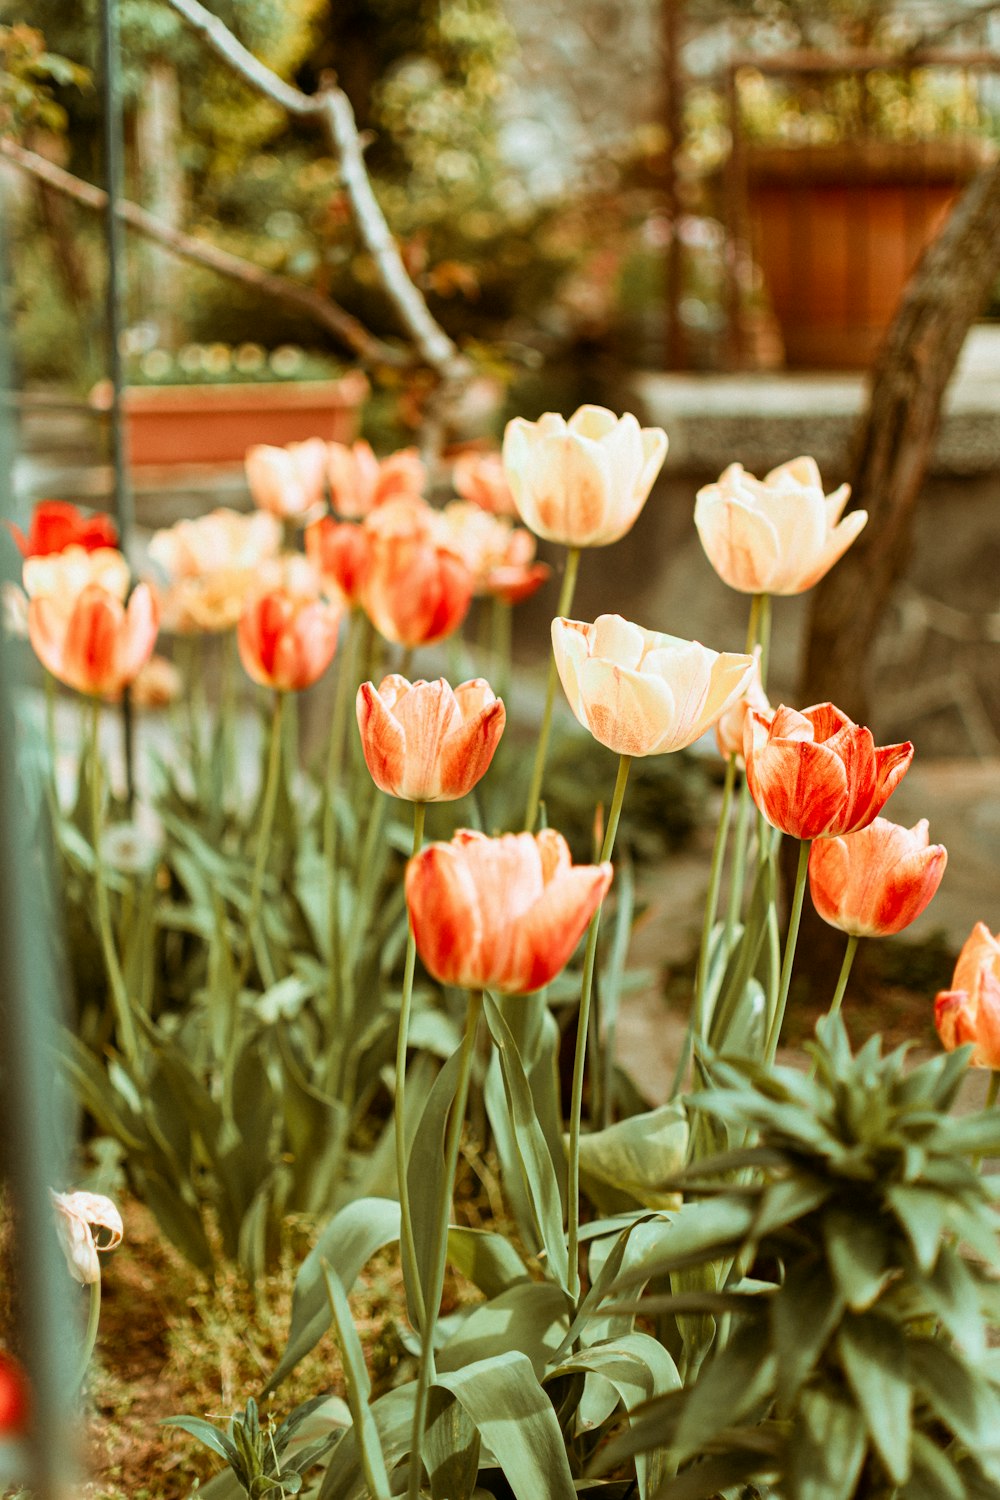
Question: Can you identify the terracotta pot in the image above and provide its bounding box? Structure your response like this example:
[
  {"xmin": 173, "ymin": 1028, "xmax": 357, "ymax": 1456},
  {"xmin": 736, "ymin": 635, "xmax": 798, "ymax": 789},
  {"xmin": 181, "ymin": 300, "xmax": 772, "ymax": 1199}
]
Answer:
[
  {"xmin": 745, "ymin": 139, "xmax": 993, "ymax": 368},
  {"xmin": 91, "ymin": 371, "xmax": 369, "ymax": 465}
]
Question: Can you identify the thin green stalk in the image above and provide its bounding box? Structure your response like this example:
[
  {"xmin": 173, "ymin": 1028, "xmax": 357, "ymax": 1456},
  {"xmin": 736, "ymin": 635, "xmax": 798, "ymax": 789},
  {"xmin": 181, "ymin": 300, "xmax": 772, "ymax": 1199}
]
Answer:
[
  {"xmin": 323, "ymin": 614, "xmax": 357, "ymax": 1052},
  {"xmin": 523, "ymin": 546, "xmax": 580, "ymax": 832},
  {"xmin": 219, "ymin": 627, "xmax": 238, "ymax": 798},
  {"xmin": 183, "ymin": 632, "xmax": 206, "ymax": 793},
  {"xmin": 491, "ymin": 595, "xmax": 512, "ymax": 704},
  {"xmin": 764, "ymin": 839, "xmax": 811, "ymax": 1062},
  {"xmin": 568, "ymin": 753, "xmax": 631, "ymax": 1304},
  {"xmin": 394, "ymin": 801, "xmax": 426, "ymax": 1332},
  {"xmin": 828, "ymin": 933, "xmax": 860, "ymax": 1021},
  {"xmin": 241, "ymin": 692, "xmax": 285, "ymax": 987},
  {"xmin": 973, "ymin": 1071, "xmax": 1000, "ymax": 1172},
  {"xmin": 406, "ymin": 989, "xmax": 483, "ymax": 1500},
  {"xmin": 89, "ymin": 700, "xmax": 139, "ymax": 1063},
  {"xmin": 756, "ymin": 592, "xmax": 772, "ymax": 688},
  {"xmin": 399, "ymin": 646, "xmax": 414, "ymax": 680},
  {"xmin": 692, "ymin": 754, "xmax": 738, "ymax": 1042},
  {"xmin": 72, "ymin": 1276, "xmax": 102, "ymax": 1392}
]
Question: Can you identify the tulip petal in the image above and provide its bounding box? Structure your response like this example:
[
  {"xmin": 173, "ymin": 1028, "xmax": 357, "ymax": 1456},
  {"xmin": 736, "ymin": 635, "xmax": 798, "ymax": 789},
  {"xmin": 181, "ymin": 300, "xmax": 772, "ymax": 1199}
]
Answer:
[
  {"xmin": 954, "ymin": 922, "xmax": 1000, "ymax": 997},
  {"xmin": 577, "ymin": 657, "xmax": 676, "ymax": 756},
  {"xmin": 747, "ymin": 738, "xmax": 849, "ymax": 839},
  {"xmin": 754, "ymin": 486, "xmax": 828, "ymax": 593},
  {"xmin": 972, "ymin": 966, "xmax": 1000, "ymax": 1069},
  {"xmin": 795, "ymin": 509, "xmax": 868, "ymax": 593},
  {"xmin": 694, "ymin": 493, "xmax": 781, "ymax": 594},
  {"xmin": 825, "ymin": 722, "xmax": 879, "ymax": 833},
  {"xmin": 513, "ymin": 862, "xmax": 614, "ymax": 993},
  {"xmin": 406, "ymin": 842, "xmax": 485, "ymax": 989},
  {"xmin": 356, "ymin": 681, "xmax": 407, "ymax": 795},
  {"xmin": 437, "ymin": 699, "xmax": 506, "ymax": 802},
  {"xmin": 551, "ymin": 617, "xmax": 591, "ymax": 723},
  {"xmin": 591, "ymin": 614, "xmax": 647, "ymax": 671}
]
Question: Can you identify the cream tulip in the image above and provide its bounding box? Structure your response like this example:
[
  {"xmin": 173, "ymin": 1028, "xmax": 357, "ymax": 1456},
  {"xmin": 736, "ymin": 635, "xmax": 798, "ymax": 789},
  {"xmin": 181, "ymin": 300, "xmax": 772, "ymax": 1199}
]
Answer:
[
  {"xmin": 694, "ymin": 456, "xmax": 867, "ymax": 596},
  {"xmin": 502, "ymin": 405, "xmax": 667, "ymax": 547},
  {"xmin": 552, "ymin": 613, "xmax": 754, "ymax": 757}
]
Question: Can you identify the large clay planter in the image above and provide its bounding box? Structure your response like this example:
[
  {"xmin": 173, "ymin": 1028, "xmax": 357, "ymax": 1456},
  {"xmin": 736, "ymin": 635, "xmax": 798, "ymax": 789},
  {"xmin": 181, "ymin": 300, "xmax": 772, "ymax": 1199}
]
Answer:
[
  {"xmin": 745, "ymin": 139, "xmax": 991, "ymax": 368},
  {"xmin": 92, "ymin": 371, "xmax": 369, "ymax": 465}
]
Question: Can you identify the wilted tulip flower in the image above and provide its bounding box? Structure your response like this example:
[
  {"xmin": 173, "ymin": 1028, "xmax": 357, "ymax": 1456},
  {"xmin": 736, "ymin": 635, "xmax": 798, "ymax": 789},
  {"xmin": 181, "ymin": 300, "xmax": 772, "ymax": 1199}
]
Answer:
[
  {"xmin": 327, "ymin": 440, "xmax": 425, "ymax": 518},
  {"xmin": 29, "ymin": 583, "xmax": 159, "ymax": 698},
  {"xmin": 357, "ymin": 675, "xmax": 506, "ymax": 802},
  {"xmin": 361, "ymin": 498, "xmax": 474, "ymax": 647},
  {"xmin": 935, "ymin": 923, "xmax": 1000, "ymax": 1068},
  {"xmin": 23, "ymin": 545, "xmax": 130, "ymax": 607},
  {"xmin": 438, "ymin": 502, "xmax": 550, "ymax": 603},
  {"xmin": 453, "ymin": 450, "xmax": 518, "ymax": 516},
  {"xmin": 809, "ymin": 817, "xmax": 947, "ymax": 937},
  {"xmin": 406, "ymin": 829, "xmax": 612, "ymax": 994},
  {"xmin": 8, "ymin": 499, "xmax": 118, "ymax": 558},
  {"xmin": 714, "ymin": 644, "xmax": 771, "ymax": 762},
  {"xmin": 149, "ymin": 508, "xmax": 283, "ymax": 632},
  {"xmin": 502, "ymin": 405, "xmax": 668, "ymax": 547},
  {"xmin": 238, "ymin": 589, "xmax": 342, "ymax": 691},
  {"xmin": 552, "ymin": 613, "xmax": 754, "ymax": 757},
  {"xmin": 50, "ymin": 1190, "xmax": 123, "ymax": 1285},
  {"xmin": 305, "ymin": 517, "xmax": 373, "ymax": 605},
  {"xmin": 694, "ymin": 456, "xmax": 867, "ymax": 595},
  {"xmin": 245, "ymin": 437, "xmax": 328, "ymax": 521},
  {"xmin": 744, "ymin": 703, "xmax": 913, "ymax": 841}
]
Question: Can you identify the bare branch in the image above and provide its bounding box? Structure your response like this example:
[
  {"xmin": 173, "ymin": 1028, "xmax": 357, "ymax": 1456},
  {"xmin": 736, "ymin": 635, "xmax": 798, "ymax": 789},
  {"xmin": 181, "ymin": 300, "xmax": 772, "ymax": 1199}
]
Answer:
[
  {"xmin": 158, "ymin": 0, "xmax": 472, "ymax": 391},
  {"xmin": 0, "ymin": 137, "xmax": 402, "ymax": 367},
  {"xmin": 155, "ymin": 0, "xmax": 316, "ymax": 118}
]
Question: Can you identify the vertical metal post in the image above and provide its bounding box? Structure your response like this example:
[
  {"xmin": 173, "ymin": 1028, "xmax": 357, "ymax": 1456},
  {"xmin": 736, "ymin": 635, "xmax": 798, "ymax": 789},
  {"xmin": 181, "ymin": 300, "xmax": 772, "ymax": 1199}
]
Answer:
[
  {"xmin": 0, "ymin": 190, "xmax": 76, "ymax": 1500},
  {"xmin": 99, "ymin": 0, "xmax": 135, "ymax": 805}
]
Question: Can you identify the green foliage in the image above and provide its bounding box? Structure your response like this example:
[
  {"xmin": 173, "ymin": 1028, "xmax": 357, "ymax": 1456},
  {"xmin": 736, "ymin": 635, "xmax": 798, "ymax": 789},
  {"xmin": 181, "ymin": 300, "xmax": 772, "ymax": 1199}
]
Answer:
[
  {"xmin": 0, "ymin": 23, "xmax": 90, "ymax": 136},
  {"xmin": 163, "ymin": 1394, "xmax": 341, "ymax": 1496},
  {"xmin": 596, "ymin": 1016, "xmax": 1000, "ymax": 1498}
]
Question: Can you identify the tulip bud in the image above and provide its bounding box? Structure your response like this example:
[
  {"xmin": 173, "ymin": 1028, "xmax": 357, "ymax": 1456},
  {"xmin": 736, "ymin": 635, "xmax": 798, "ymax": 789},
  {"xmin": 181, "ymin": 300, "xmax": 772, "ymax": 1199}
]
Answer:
[{"xmin": 808, "ymin": 817, "xmax": 947, "ymax": 937}]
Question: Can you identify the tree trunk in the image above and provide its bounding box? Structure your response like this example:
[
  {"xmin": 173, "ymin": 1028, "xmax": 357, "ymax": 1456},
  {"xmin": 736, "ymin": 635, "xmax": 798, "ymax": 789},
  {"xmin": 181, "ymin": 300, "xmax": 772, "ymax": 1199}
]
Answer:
[{"xmin": 800, "ymin": 156, "xmax": 1000, "ymax": 724}]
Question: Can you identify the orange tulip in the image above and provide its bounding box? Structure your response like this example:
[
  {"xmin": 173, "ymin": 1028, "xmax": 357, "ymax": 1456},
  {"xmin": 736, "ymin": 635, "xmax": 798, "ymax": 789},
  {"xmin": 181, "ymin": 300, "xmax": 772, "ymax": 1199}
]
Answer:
[
  {"xmin": 28, "ymin": 583, "xmax": 158, "ymax": 697},
  {"xmin": 237, "ymin": 589, "xmax": 341, "ymax": 691},
  {"xmin": 8, "ymin": 499, "xmax": 118, "ymax": 558},
  {"xmin": 694, "ymin": 456, "xmax": 867, "ymax": 595},
  {"xmin": 935, "ymin": 923, "xmax": 1000, "ymax": 1068},
  {"xmin": 405, "ymin": 829, "xmax": 613, "ymax": 994},
  {"xmin": 327, "ymin": 440, "xmax": 425, "ymax": 518},
  {"xmin": 50, "ymin": 1189, "xmax": 123, "ymax": 1285},
  {"xmin": 502, "ymin": 405, "xmax": 667, "ymax": 547},
  {"xmin": 245, "ymin": 438, "xmax": 328, "ymax": 520},
  {"xmin": 714, "ymin": 644, "xmax": 771, "ymax": 762},
  {"xmin": 149, "ymin": 509, "xmax": 283, "ymax": 633},
  {"xmin": 552, "ymin": 613, "xmax": 754, "ymax": 757},
  {"xmin": 305, "ymin": 517, "xmax": 373, "ymax": 605},
  {"xmin": 809, "ymin": 817, "xmax": 947, "ymax": 937},
  {"xmin": 453, "ymin": 450, "xmax": 518, "ymax": 517},
  {"xmin": 357, "ymin": 675, "xmax": 506, "ymax": 802},
  {"xmin": 438, "ymin": 501, "xmax": 550, "ymax": 603},
  {"xmin": 361, "ymin": 499, "xmax": 474, "ymax": 648},
  {"xmin": 744, "ymin": 703, "xmax": 913, "ymax": 840}
]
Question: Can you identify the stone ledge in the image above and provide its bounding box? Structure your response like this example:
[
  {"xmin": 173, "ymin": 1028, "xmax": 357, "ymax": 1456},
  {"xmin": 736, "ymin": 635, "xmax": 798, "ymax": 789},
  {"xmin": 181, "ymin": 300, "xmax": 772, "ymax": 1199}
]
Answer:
[{"xmin": 634, "ymin": 323, "xmax": 1000, "ymax": 479}]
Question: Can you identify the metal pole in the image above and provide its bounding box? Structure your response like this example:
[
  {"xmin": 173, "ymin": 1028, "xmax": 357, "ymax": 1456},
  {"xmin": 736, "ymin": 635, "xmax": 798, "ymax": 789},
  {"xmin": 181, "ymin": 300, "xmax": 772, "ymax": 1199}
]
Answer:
[
  {"xmin": 99, "ymin": 0, "xmax": 135, "ymax": 806},
  {"xmin": 0, "ymin": 188, "xmax": 76, "ymax": 1500}
]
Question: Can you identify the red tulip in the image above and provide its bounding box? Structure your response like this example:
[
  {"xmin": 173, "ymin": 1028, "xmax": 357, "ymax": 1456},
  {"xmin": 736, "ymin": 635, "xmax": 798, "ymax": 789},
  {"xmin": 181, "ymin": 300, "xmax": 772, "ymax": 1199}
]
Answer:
[
  {"xmin": 357, "ymin": 675, "xmax": 505, "ymax": 802},
  {"xmin": 935, "ymin": 923, "xmax": 1000, "ymax": 1068},
  {"xmin": 0, "ymin": 1352, "xmax": 30, "ymax": 1436},
  {"xmin": 361, "ymin": 499, "xmax": 474, "ymax": 648},
  {"xmin": 305, "ymin": 517, "xmax": 373, "ymax": 605},
  {"xmin": 28, "ymin": 583, "xmax": 158, "ymax": 697},
  {"xmin": 238, "ymin": 589, "xmax": 342, "ymax": 691},
  {"xmin": 7, "ymin": 500, "xmax": 118, "ymax": 558},
  {"xmin": 743, "ymin": 702, "xmax": 913, "ymax": 840},
  {"xmin": 808, "ymin": 817, "xmax": 947, "ymax": 937},
  {"xmin": 406, "ymin": 829, "xmax": 613, "ymax": 994}
]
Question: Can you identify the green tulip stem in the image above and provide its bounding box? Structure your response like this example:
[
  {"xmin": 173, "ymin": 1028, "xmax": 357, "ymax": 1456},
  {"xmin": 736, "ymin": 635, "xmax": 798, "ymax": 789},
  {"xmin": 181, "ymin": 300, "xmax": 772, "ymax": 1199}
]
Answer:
[
  {"xmin": 491, "ymin": 594, "xmax": 512, "ymax": 704},
  {"xmin": 765, "ymin": 838, "xmax": 811, "ymax": 1062},
  {"xmin": 323, "ymin": 613, "xmax": 358, "ymax": 1062},
  {"xmin": 406, "ymin": 988, "xmax": 483, "ymax": 1500},
  {"xmin": 568, "ymin": 752, "xmax": 631, "ymax": 1304},
  {"xmin": 987, "ymin": 1072, "xmax": 1000, "ymax": 1111},
  {"xmin": 243, "ymin": 690, "xmax": 285, "ymax": 987},
  {"xmin": 756, "ymin": 592, "xmax": 772, "ymax": 689},
  {"xmin": 828, "ymin": 933, "xmax": 860, "ymax": 1021},
  {"xmin": 72, "ymin": 1276, "xmax": 102, "ymax": 1393},
  {"xmin": 395, "ymin": 800, "xmax": 427, "ymax": 1334},
  {"xmin": 523, "ymin": 546, "xmax": 581, "ymax": 832},
  {"xmin": 89, "ymin": 700, "xmax": 138, "ymax": 1063},
  {"xmin": 692, "ymin": 753, "xmax": 737, "ymax": 1042}
]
